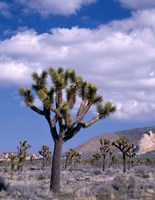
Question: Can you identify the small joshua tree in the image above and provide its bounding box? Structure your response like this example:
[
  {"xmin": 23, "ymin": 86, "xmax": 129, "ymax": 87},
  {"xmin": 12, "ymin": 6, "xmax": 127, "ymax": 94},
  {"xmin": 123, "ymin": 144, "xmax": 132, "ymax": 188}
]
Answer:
[
  {"xmin": 108, "ymin": 150, "xmax": 116, "ymax": 167},
  {"xmin": 126, "ymin": 146, "xmax": 136, "ymax": 170},
  {"xmin": 112, "ymin": 136, "xmax": 134, "ymax": 173},
  {"xmin": 39, "ymin": 145, "xmax": 52, "ymax": 169},
  {"xmin": 65, "ymin": 148, "xmax": 80, "ymax": 170},
  {"xmin": 30, "ymin": 154, "xmax": 36, "ymax": 164},
  {"xmin": 91, "ymin": 152, "xmax": 101, "ymax": 165},
  {"xmin": 100, "ymin": 139, "xmax": 111, "ymax": 171},
  {"xmin": 8, "ymin": 154, "xmax": 17, "ymax": 179},
  {"xmin": 17, "ymin": 141, "xmax": 31, "ymax": 172}
]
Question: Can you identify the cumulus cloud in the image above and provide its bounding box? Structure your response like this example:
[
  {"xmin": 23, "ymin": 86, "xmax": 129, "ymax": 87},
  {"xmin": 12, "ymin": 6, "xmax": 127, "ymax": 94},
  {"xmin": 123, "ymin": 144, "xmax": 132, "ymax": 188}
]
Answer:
[
  {"xmin": 1, "ymin": 9, "xmax": 155, "ymax": 121},
  {"xmin": 118, "ymin": 0, "xmax": 155, "ymax": 10},
  {"xmin": 16, "ymin": 0, "xmax": 96, "ymax": 16},
  {"xmin": 0, "ymin": 2, "xmax": 11, "ymax": 18}
]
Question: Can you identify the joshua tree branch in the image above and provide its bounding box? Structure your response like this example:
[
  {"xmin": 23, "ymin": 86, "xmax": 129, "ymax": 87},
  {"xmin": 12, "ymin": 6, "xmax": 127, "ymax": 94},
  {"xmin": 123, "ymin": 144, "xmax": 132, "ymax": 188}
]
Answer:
[
  {"xmin": 63, "ymin": 123, "xmax": 82, "ymax": 142},
  {"xmin": 77, "ymin": 98, "xmax": 87, "ymax": 117},
  {"xmin": 28, "ymin": 103, "xmax": 44, "ymax": 115},
  {"xmin": 81, "ymin": 115, "xmax": 101, "ymax": 128},
  {"xmin": 50, "ymin": 106, "xmax": 63, "ymax": 119},
  {"xmin": 44, "ymin": 108, "xmax": 59, "ymax": 141}
]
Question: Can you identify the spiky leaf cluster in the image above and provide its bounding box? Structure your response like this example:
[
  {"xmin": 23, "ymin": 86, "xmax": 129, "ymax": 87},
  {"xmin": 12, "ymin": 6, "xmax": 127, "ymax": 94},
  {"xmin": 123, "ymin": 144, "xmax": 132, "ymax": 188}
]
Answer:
[
  {"xmin": 100, "ymin": 139, "xmax": 111, "ymax": 154},
  {"xmin": 97, "ymin": 101, "xmax": 116, "ymax": 118},
  {"xmin": 113, "ymin": 136, "xmax": 132, "ymax": 148},
  {"xmin": 8, "ymin": 154, "xmax": 17, "ymax": 161},
  {"xmin": 92, "ymin": 152, "xmax": 101, "ymax": 160},
  {"xmin": 17, "ymin": 141, "xmax": 31, "ymax": 154},
  {"xmin": 19, "ymin": 88, "xmax": 34, "ymax": 105},
  {"xmin": 49, "ymin": 68, "xmax": 67, "ymax": 91},
  {"xmin": 65, "ymin": 148, "xmax": 80, "ymax": 158},
  {"xmin": 32, "ymin": 71, "xmax": 47, "ymax": 91},
  {"xmin": 112, "ymin": 136, "xmax": 134, "ymax": 153}
]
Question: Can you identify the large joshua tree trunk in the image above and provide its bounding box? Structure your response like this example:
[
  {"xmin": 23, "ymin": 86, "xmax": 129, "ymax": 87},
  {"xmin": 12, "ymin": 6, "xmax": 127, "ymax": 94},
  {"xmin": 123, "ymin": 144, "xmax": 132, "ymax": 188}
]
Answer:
[{"xmin": 50, "ymin": 138, "xmax": 63, "ymax": 194}]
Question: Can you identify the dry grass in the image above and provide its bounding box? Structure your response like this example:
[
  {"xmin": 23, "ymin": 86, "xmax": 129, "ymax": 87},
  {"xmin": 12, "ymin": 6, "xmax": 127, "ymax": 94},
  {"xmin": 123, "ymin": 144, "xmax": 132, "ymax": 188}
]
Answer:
[{"xmin": 0, "ymin": 160, "xmax": 155, "ymax": 200}]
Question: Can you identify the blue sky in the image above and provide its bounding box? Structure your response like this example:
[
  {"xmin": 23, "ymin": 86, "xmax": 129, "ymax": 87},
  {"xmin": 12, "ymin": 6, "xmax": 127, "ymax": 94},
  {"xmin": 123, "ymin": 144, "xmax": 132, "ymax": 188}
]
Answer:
[{"xmin": 1, "ymin": 0, "xmax": 155, "ymax": 154}]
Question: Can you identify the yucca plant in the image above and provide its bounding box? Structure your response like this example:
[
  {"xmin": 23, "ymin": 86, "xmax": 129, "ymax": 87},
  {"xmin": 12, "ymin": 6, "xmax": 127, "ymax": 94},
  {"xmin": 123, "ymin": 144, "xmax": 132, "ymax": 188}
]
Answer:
[{"xmin": 19, "ymin": 67, "xmax": 116, "ymax": 194}]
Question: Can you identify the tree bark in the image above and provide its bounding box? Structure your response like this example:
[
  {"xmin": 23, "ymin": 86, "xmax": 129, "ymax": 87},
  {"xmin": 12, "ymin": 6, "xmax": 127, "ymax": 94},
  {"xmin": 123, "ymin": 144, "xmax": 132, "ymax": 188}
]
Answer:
[
  {"xmin": 128, "ymin": 157, "xmax": 131, "ymax": 171},
  {"xmin": 123, "ymin": 153, "xmax": 126, "ymax": 173},
  {"xmin": 50, "ymin": 138, "xmax": 63, "ymax": 194},
  {"xmin": 102, "ymin": 154, "xmax": 106, "ymax": 171}
]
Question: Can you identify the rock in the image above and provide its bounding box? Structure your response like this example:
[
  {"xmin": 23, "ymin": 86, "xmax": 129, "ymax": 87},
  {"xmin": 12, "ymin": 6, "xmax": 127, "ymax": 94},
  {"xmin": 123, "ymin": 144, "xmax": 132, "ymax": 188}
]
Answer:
[{"xmin": 137, "ymin": 130, "xmax": 155, "ymax": 155}]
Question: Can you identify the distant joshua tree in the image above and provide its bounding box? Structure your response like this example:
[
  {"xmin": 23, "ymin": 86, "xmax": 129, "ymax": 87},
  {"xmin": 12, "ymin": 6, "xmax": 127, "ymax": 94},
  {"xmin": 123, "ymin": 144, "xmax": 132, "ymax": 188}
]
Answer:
[
  {"xmin": 30, "ymin": 154, "xmax": 36, "ymax": 164},
  {"xmin": 17, "ymin": 141, "xmax": 31, "ymax": 172},
  {"xmin": 126, "ymin": 146, "xmax": 136, "ymax": 170},
  {"xmin": 65, "ymin": 148, "xmax": 81, "ymax": 170},
  {"xmin": 100, "ymin": 139, "xmax": 111, "ymax": 171},
  {"xmin": 112, "ymin": 136, "xmax": 134, "ymax": 173},
  {"xmin": 91, "ymin": 152, "xmax": 102, "ymax": 165},
  {"xmin": 19, "ymin": 67, "xmax": 116, "ymax": 194},
  {"xmin": 39, "ymin": 145, "xmax": 52, "ymax": 169},
  {"xmin": 8, "ymin": 154, "xmax": 17, "ymax": 178}
]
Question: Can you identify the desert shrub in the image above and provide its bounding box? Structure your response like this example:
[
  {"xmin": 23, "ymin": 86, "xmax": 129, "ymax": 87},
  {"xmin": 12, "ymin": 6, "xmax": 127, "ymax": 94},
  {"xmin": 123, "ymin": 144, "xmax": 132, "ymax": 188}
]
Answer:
[
  {"xmin": 7, "ymin": 182, "xmax": 48, "ymax": 200},
  {"xmin": 95, "ymin": 184, "xmax": 117, "ymax": 200},
  {"xmin": 29, "ymin": 167, "xmax": 39, "ymax": 171},
  {"xmin": 56, "ymin": 192, "xmax": 75, "ymax": 200},
  {"xmin": 91, "ymin": 169, "xmax": 102, "ymax": 176},
  {"xmin": 34, "ymin": 169, "xmax": 50, "ymax": 181},
  {"xmin": 141, "ymin": 174, "xmax": 150, "ymax": 179},
  {"xmin": 0, "ymin": 176, "xmax": 8, "ymax": 191},
  {"xmin": 37, "ymin": 174, "xmax": 46, "ymax": 180},
  {"xmin": 104, "ymin": 168, "xmax": 120, "ymax": 176},
  {"xmin": 134, "ymin": 165, "xmax": 155, "ymax": 174},
  {"xmin": 112, "ymin": 174, "xmax": 142, "ymax": 199},
  {"xmin": 16, "ymin": 175, "xmax": 24, "ymax": 181}
]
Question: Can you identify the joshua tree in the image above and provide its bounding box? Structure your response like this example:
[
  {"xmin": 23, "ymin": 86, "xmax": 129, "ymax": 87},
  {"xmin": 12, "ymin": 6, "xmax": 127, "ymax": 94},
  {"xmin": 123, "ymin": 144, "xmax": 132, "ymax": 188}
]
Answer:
[
  {"xmin": 65, "ymin": 148, "xmax": 80, "ymax": 170},
  {"xmin": 91, "ymin": 152, "xmax": 102, "ymax": 165},
  {"xmin": 126, "ymin": 146, "xmax": 136, "ymax": 170},
  {"xmin": 8, "ymin": 154, "xmax": 17, "ymax": 179},
  {"xmin": 19, "ymin": 67, "xmax": 116, "ymax": 194},
  {"xmin": 112, "ymin": 136, "xmax": 134, "ymax": 173},
  {"xmin": 30, "ymin": 154, "xmax": 36, "ymax": 164},
  {"xmin": 17, "ymin": 141, "xmax": 31, "ymax": 172},
  {"xmin": 39, "ymin": 145, "xmax": 52, "ymax": 169},
  {"xmin": 110, "ymin": 153, "xmax": 117, "ymax": 166},
  {"xmin": 100, "ymin": 139, "xmax": 111, "ymax": 171}
]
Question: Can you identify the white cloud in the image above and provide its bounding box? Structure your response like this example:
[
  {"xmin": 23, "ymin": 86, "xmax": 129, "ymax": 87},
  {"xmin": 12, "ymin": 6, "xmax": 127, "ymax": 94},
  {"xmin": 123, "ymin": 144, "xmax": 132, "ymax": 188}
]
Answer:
[
  {"xmin": 0, "ymin": 2, "xmax": 11, "ymax": 18},
  {"xmin": 0, "ymin": 55, "xmax": 42, "ymax": 87},
  {"xmin": 16, "ymin": 0, "xmax": 96, "ymax": 16},
  {"xmin": 118, "ymin": 0, "xmax": 155, "ymax": 10},
  {"xmin": 1, "ymin": 9, "xmax": 155, "ymax": 121}
]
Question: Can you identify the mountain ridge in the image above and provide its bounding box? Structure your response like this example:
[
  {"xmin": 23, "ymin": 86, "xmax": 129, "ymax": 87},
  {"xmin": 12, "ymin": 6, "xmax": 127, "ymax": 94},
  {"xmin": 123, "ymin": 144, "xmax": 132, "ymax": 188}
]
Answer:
[{"xmin": 76, "ymin": 125, "xmax": 155, "ymax": 157}]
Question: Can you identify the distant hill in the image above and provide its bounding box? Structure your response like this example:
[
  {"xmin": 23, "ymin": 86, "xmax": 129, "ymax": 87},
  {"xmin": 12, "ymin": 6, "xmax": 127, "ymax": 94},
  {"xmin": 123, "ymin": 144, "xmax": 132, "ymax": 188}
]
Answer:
[{"xmin": 76, "ymin": 126, "xmax": 155, "ymax": 157}]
